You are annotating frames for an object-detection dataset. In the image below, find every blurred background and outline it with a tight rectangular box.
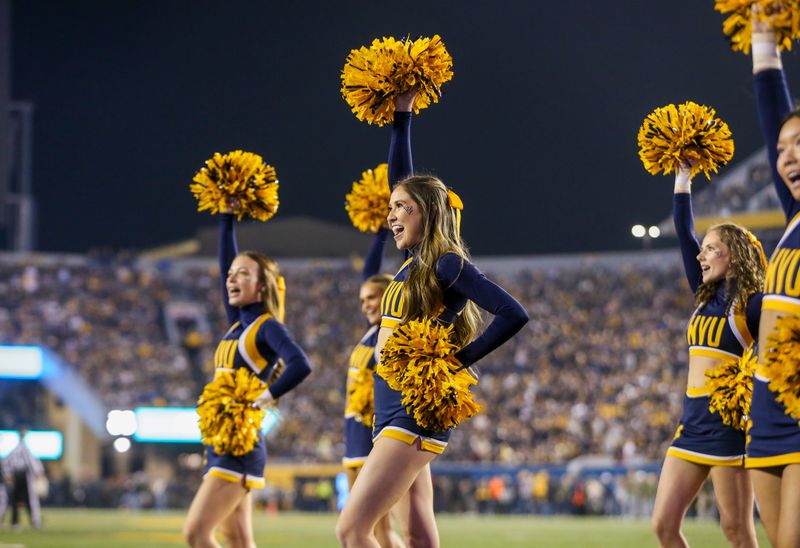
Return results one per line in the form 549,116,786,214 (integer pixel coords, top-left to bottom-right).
0,0,795,541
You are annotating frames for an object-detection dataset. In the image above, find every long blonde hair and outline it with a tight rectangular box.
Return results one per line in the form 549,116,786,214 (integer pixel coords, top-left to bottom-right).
239,251,282,319
694,224,766,313
395,175,482,347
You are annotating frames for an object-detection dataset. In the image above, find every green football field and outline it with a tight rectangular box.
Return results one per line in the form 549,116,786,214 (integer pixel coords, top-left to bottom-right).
0,508,770,547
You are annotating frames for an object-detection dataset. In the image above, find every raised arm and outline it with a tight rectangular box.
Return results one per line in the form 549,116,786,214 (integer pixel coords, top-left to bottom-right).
436,254,529,367
389,91,415,185
362,228,390,280
673,167,703,293
218,214,239,325
752,17,796,218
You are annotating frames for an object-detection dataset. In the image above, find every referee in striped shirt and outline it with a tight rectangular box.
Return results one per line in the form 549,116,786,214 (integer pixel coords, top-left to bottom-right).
2,429,44,529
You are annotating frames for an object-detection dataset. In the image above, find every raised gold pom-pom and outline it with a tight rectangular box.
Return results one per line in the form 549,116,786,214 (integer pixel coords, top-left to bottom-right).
715,0,799,54
764,315,800,422
341,35,454,126
197,367,266,456
637,101,734,180
345,163,390,233
346,366,375,428
190,150,279,222
378,318,480,432
706,347,756,431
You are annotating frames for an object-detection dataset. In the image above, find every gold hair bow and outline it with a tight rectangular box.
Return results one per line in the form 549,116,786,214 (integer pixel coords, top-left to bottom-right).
745,230,768,271
447,189,463,237
276,275,286,323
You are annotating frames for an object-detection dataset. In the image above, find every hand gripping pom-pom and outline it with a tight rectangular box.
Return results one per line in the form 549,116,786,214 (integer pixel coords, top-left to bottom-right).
190,150,279,222
197,368,266,456
378,318,480,432
715,0,800,54
346,366,375,428
345,163,390,233
763,315,800,422
340,35,454,126
706,347,757,431
637,101,734,180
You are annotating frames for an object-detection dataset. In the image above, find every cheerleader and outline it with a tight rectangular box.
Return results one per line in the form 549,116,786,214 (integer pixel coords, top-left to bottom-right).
650,164,763,548
183,206,312,548
746,10,800,547
335,91,529,547
342,95,416,548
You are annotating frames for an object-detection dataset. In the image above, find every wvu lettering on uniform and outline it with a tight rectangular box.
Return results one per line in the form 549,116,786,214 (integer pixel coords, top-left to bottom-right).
686,315,726,348
349,344,374,372
765,248,800,296
380,258,413,330
343,325,380,468
213,315,277,378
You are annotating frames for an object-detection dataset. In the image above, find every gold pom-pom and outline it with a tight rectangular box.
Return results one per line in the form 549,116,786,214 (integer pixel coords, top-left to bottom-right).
715,0,799,54
706,347,757,431
345,163,390,233
346,366,375,428
378,318,480,432
190,150,279,222
637,101,734,180
763,315,800,421
341,35,454,126
197,367,266,456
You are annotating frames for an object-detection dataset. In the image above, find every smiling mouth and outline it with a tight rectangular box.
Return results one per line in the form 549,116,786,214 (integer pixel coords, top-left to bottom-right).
392,224,404,239
228,288,241,298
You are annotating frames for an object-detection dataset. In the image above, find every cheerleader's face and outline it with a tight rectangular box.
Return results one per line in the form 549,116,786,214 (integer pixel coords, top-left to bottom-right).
388,187,423,250
778,116,800,201
360,282,384,325
697,230,730,284
226,255,266,307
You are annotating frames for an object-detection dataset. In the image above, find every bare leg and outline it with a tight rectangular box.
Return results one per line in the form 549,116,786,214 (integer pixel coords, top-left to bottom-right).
348,465,406,548
405,465,438,548
183,476,249,548
219,490,256,548
776,464,800,548
336,437,437,548
750,467,782,546
651,456,710,548
708,466,757,548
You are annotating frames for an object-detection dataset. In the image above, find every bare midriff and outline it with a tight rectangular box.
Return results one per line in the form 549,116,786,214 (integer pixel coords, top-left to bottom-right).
375,326,394,364
687,356,728,391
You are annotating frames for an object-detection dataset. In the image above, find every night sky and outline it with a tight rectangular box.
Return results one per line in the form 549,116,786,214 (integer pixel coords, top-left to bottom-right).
10,1,800,255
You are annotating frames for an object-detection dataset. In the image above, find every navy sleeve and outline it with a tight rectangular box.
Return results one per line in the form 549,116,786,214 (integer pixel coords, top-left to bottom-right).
745,293,763,341
362,228,391,280
755,68,796,219
219,214,239,325
436,254,529,367
389,112,413,185
673,193,702,294
259,319,312,399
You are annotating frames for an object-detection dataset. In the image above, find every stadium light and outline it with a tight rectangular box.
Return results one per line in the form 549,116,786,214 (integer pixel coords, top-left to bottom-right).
648,226,661,238
113,437,131,453
631,224,646,238
0,430,63,459
133,406,281,442
0,346,43,379
106,410,137,437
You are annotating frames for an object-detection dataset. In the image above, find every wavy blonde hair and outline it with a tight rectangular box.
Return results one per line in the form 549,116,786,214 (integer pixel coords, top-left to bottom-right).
694,224,766,314
394,175,482,348
239,251,282,319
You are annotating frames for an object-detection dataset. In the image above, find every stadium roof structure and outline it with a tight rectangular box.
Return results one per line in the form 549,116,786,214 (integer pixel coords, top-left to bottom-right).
657,147,784,237
141,216,375,260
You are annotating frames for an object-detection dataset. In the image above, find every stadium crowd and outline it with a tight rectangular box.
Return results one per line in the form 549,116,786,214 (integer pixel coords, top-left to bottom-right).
0,251,706,514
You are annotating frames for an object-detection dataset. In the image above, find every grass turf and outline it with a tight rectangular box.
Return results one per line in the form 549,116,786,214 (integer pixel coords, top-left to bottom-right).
0,508,769,547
